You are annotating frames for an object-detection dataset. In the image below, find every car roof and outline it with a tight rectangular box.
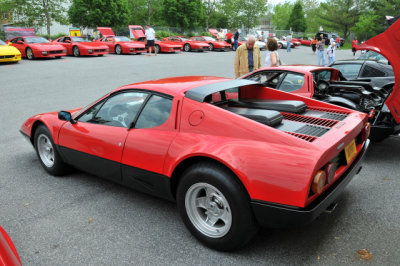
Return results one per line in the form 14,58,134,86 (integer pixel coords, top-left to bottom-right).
114,76,231,96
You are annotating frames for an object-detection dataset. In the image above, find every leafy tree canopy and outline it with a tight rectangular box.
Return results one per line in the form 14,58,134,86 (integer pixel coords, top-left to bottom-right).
286,1,307,32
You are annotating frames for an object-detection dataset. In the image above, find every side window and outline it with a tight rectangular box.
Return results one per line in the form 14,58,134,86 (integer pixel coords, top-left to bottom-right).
313,70,332,82
332,64,362,79
246,71,284,88
279,73,304,92
361,65,386,77
135,95,173,129
78,92,149,128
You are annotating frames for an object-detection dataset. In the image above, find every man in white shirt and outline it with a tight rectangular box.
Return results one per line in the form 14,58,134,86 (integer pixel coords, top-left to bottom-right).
145,24,156,56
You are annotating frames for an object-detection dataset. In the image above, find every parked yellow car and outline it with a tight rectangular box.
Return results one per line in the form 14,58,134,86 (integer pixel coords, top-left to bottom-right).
0,40,21,63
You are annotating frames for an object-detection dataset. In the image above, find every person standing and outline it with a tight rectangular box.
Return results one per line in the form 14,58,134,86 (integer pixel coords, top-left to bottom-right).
226,30,233,45
286,33,292,52
233,29,239,50
265,38,282,67
145,24,156,56
317,37,325,66
311,36,317,54
234,36,261,78
217,29,225,41
352,37,358,56
330,37,334,45
259,31,266,42
336,36,340,49
327,42,336,64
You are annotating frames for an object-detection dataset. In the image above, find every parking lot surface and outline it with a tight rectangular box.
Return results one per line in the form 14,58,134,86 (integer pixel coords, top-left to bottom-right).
1,46,399,265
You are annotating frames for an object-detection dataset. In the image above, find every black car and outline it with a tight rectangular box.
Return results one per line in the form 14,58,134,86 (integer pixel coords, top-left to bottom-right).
357,51,389,65
316,31,344,46
329,59,394,89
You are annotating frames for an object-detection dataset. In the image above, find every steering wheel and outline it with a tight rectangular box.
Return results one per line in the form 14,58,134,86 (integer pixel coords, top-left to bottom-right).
315,80,330,95
108,104,131,127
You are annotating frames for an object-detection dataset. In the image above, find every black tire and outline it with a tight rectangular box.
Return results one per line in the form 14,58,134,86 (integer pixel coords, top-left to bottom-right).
73,46,80,57
278,43,283,49
155,45,160,54
232,45,236,51
208,43,214,51
184,43,191,52
98,54,104,57
34,125,69,176
55,56,62,59
115,44,122,55
26,47,34,60
176,162,259,251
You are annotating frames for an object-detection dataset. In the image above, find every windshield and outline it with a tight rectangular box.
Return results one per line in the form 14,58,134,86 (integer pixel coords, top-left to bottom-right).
180,37,188,41
0,40,6,45
72,37,90,42
358,51,387,62
25,37,50,44
203,36,215,41
115,36,131,42
332,64,362,80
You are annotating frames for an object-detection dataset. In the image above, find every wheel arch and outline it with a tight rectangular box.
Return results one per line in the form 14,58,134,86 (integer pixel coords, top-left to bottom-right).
170,156,250,200
30,120,46,145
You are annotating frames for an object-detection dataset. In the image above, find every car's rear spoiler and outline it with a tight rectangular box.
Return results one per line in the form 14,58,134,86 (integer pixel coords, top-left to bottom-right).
185,79,261,102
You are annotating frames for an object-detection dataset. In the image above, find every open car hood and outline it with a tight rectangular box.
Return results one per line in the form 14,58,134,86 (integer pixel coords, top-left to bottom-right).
358,19,400,122
97,27,115,37
129,25,145,39
208,29,218,37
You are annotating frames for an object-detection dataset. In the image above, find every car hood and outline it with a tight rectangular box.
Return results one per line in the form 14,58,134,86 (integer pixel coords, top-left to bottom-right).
129,25,145,39
30,43,65,50
358,19,400,122
0,45,21,54
77,42,108,49
119,41,145,48
157,41,182,47
97,27,115,36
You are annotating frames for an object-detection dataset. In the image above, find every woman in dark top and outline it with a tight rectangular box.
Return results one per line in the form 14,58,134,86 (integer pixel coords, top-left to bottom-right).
311,36,317,55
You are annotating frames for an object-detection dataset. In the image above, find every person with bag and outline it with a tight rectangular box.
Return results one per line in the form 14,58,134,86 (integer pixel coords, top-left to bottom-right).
265,38,282,67
311,36,318,54
316,36,326,66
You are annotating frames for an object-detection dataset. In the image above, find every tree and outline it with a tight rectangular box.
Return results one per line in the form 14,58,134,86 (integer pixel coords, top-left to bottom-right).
127,0,164,25
0,0,68,36
368,0,400,34
353,11,380,40
271,2,293,30
318,0,367,40
162,0,205,32
69,0,130,29
238,0,269,31
301,0,322,33
286,1,307,32
203,0,220,29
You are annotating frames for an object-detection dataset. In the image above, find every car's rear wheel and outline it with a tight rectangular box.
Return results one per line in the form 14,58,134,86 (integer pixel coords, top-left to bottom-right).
155,45,160,54
208,43,214,51
34,125,69,176
73,46,80,57
176,162,258,251
184,43,191,52
26,48,34,60
278,43,282,49
115,45,122,55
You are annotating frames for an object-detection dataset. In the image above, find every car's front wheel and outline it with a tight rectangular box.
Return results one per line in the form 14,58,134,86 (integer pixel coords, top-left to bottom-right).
34,125,69,176
176,162,258,251
115,45,122,55
73,46,80,57
155,44,160,53
26,48,34,59
184,44,191,52
208,43,214,51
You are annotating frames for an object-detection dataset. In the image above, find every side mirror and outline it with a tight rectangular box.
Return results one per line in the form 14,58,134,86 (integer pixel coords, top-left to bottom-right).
16,40,24,44
65,40,71,43
58,111,76,123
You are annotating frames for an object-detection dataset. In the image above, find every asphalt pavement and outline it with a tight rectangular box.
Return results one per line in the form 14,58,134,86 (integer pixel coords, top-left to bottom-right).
1,46,399,265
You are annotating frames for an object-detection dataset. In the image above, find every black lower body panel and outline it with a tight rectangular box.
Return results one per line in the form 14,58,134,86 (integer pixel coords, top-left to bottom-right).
251,139,370,228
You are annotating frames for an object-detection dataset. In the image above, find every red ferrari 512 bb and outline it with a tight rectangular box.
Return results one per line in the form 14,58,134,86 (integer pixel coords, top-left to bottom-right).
21,76,370,250
54,36,109,57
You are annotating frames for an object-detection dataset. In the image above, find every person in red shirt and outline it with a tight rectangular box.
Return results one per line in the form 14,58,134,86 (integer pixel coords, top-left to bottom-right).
336,36,340,49
352,37,358,56
226,30,233,45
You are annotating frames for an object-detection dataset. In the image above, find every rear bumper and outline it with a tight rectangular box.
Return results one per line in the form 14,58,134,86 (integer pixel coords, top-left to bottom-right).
251,139,370,228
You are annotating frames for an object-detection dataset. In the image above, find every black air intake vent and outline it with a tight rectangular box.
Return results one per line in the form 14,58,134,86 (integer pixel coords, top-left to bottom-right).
294,124,330,137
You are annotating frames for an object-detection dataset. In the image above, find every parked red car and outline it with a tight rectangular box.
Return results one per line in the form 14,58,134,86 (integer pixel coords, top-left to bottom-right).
21,75,369,250
0,226,21,266
164,36,209,52
126,25,182,53
96,27,146,54
54,36,109,57
7,36,67,59
189,36,231,51
297,37,312,46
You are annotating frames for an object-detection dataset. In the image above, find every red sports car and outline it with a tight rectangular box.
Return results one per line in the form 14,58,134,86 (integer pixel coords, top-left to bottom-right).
164,36,209,52
98,36,146,54
0,226,21,266
297,37,312,46
189,36,231,51
54,36,109,57
21,76,370,250
7,36,67,59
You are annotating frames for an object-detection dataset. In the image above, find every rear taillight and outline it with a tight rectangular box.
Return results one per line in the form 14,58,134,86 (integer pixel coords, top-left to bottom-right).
312,170,326,194
362,122,371,141
324,163,336,184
